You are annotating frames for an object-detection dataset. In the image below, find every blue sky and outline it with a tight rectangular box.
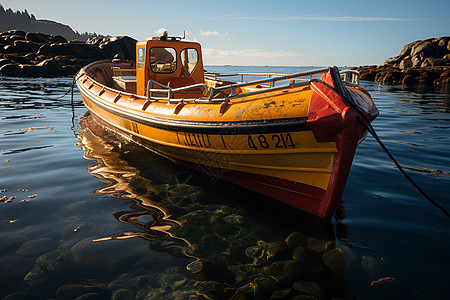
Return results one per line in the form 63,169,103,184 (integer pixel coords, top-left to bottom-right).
2,0,449,66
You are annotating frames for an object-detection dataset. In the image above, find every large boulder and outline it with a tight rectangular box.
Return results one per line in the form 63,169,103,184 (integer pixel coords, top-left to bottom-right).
434,37,450,57
434,76,450,92
402,75,419,88
38,42,83,57
410,40,436,58
0,58,15,67
383,71,404,84
384,41,416,65
7,30,26,37
77,42,105,59
384,37,450,69
25,32,51,44
2,44,18,53
411,54,424,67
0,63,23,76
399,56,412,69
0,31,138,77
360,71,376,81
1,53,32,64
36,58,63,76
13,40,41,53
87,36,137,60
49,34,68,44
37,42,104,59
5,35,25,45
20,64,43,77
399,41,416,58
421,57,448,67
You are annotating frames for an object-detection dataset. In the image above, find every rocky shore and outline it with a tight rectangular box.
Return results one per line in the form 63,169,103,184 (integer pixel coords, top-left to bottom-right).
0,30,137,77
355,36,450,92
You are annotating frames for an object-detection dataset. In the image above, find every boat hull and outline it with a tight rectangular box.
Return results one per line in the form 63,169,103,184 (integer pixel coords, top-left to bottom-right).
76,61,377,218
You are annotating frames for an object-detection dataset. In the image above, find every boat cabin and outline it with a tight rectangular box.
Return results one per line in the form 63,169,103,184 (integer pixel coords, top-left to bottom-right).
134,33,205,97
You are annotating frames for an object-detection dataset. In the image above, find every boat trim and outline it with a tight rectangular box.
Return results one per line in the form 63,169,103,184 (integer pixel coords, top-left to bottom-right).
227,161,332,174
78,82,311,135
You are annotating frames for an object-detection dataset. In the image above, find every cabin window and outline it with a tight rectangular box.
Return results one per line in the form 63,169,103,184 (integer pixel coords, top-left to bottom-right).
137,47,145,69
180,48,199,77
150,47,176,73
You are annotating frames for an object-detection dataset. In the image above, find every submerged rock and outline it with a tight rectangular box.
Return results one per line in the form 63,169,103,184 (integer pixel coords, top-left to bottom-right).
1,292,44,300
111,288,135,300
306,238,334,253
361,255,384,280
285,232,309,248
222,214,247,225
24,264,44,281
0,234,28,255
253,275,277,299
186,260,203,274
266,241,292,262
321,248,347,275
70,237,149,277
36,249,63,267
15,237,59,257
55,284,110,300
292,280,326,297
293,247,317,265
269,288,294,300
0,255,35,286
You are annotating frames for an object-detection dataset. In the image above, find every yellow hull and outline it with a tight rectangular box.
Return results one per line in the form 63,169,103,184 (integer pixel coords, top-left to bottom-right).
76,60,378,218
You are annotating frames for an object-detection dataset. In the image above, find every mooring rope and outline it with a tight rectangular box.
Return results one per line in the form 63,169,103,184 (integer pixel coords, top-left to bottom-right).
50,74,78,100
314,71,449,218
346,89,450,219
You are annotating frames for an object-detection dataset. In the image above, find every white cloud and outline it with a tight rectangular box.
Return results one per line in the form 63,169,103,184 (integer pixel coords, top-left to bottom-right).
269,16,420,21
199,30,229,37
203,15,420,22
200,30,221,36
203,48,301,58
153,28,168,36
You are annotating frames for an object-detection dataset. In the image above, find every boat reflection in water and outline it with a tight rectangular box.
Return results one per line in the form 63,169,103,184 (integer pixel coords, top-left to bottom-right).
77,114,349,299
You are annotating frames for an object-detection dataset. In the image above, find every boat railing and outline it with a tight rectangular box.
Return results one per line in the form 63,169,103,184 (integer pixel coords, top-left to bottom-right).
207,68,329,100
206,68,360,100
340,69,360,86
205,72,290,88
145,70,315,103
144,68,360,103
146,79,210,102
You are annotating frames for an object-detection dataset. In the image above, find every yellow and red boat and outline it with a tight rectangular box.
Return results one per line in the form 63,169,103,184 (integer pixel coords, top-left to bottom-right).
76,32,378,218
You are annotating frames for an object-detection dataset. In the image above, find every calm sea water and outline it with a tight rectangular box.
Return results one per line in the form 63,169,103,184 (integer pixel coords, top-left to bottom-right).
0,66,449,300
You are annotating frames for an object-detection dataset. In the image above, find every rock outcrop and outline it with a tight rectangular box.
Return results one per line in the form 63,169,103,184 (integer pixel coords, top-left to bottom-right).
355,37,450,92
383,37,449,69
0,30,137,77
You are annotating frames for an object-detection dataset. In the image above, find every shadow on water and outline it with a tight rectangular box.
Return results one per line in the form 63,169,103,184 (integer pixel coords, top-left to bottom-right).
68,114,349,299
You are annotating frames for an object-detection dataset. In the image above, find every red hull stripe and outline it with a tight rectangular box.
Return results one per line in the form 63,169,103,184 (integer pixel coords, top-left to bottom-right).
171,157,331,218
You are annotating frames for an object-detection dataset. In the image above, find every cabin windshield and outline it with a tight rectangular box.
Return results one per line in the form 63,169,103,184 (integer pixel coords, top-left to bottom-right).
150,47,176,73
181,48,199,77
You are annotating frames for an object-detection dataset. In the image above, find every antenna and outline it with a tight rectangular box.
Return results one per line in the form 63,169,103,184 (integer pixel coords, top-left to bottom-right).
182,31,186,39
